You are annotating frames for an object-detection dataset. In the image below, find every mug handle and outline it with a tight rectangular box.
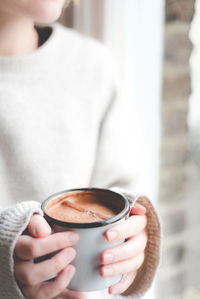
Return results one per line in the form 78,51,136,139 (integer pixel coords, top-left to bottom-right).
110,187,142,213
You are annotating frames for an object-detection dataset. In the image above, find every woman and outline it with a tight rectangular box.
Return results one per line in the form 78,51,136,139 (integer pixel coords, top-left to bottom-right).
0,0,160,298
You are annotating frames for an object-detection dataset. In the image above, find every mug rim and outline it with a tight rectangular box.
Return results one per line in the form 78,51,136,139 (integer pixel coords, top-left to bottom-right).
41,187,130,228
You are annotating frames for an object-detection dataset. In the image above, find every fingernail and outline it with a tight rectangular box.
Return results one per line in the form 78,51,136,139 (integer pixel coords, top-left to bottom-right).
132,204,146,214
36,222,51,236
65,247,76,260
103,252,114,263
110,288,119,294
66,265,76,278
68,232,79,243
107,230,118,241
103,267,114,277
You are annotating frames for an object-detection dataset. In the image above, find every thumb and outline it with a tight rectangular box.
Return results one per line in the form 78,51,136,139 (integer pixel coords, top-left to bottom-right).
28,214,51,238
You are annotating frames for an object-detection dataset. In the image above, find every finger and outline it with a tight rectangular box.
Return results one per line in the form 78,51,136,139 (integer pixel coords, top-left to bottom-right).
40,265,76,299
59,289,87,299
109,271,137,294
23,265,76,299
101,230,147,264
14,231,79,260
28,214,51,238
105,215,147,242
130,203,146,215
100,252,145,277
15,247,76,286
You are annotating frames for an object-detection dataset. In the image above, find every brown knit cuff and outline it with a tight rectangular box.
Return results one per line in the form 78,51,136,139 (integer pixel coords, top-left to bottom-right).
121,196,161,298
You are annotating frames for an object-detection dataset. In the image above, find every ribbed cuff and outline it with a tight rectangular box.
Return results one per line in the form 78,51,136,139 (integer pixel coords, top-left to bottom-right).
0,201,43,298
110,188,161,299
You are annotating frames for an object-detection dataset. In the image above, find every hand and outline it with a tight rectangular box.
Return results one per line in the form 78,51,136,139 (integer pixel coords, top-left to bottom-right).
100,202,148,295
14,214,86,299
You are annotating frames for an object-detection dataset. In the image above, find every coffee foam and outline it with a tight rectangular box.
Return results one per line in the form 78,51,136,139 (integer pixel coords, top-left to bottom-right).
46,190,123,223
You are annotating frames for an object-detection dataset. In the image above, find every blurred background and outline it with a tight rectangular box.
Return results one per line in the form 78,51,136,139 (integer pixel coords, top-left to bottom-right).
59,0,199,298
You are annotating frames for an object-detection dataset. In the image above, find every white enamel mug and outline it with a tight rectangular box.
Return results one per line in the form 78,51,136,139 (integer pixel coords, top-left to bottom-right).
41,188,130,292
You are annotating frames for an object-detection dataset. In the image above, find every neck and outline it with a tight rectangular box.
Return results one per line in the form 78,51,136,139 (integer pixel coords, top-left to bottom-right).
0,13,39,56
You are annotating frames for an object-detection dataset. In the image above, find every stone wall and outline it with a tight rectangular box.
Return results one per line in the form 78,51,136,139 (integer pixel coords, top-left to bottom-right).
59,1,74,28
157,0,194,298
166,0,195,21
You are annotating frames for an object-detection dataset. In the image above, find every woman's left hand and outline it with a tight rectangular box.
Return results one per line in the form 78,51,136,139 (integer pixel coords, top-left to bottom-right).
100,202,148,295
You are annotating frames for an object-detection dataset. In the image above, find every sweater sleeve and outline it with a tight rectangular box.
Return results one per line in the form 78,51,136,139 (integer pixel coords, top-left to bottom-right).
89,55,161,298
0,201,43,298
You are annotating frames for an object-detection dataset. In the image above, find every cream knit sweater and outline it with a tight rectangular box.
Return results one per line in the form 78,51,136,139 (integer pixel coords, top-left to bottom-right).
0,23,160,298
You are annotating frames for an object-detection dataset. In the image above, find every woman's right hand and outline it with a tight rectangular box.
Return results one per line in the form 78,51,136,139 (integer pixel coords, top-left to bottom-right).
14,214,86,299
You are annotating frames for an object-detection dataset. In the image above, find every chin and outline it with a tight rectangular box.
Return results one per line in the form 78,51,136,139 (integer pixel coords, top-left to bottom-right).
29,0,65,23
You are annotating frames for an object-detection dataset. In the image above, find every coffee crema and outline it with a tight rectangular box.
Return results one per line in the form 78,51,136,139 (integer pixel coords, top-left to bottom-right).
45,190,121,223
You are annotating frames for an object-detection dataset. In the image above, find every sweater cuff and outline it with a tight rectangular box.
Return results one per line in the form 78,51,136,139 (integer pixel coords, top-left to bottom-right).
111,188,161,299
0,201,43,298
